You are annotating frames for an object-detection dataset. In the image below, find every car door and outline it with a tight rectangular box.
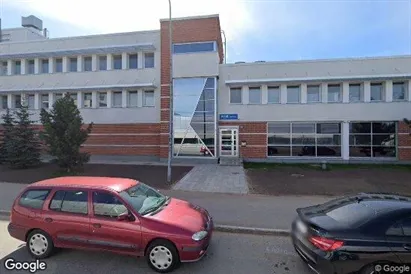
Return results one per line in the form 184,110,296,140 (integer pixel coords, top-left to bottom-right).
385,217,411,263
88,190,143,254
42,188,91,248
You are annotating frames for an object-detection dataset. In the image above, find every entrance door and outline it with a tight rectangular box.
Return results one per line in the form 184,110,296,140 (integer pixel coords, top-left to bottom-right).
219,128,239,157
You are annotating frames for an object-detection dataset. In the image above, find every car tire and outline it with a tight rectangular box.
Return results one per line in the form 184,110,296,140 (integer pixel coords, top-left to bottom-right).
26,229,55,259
146,239,180,273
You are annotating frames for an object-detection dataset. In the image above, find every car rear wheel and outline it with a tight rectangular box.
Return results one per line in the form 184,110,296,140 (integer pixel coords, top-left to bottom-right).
146,239,180,273
26,230,55,259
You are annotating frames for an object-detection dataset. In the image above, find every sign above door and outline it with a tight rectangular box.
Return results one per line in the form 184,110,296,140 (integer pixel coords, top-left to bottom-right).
219,114,238,120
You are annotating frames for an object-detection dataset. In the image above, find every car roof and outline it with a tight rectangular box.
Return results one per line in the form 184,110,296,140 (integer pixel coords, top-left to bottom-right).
30,176,139,192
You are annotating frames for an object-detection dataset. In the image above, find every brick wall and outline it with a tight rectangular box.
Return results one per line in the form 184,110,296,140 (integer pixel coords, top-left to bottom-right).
159,15,224,158
0,123,161,157
398,121,411,161
219,121,267,158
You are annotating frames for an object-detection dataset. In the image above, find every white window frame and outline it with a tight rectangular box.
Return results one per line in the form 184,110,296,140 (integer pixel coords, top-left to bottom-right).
143,90,155,107
83,92,92,108
112,92,122,108
54,58,63,73
127,91,138,107
370,82,385,102
14,60,21,75
229,87,242,104
69,57,77,72
41,59,49,74
98,92,108,108
327,84,342,103
98,56,107,71
40,94,49,109
144,52,155,68
286,85,300,104
393,82,407,101
128,54,138,69
14,94,22,108
248,86,262,104
349,83,363,102
1,95,8,109
267,86,280,104
27,59,35,74
0,61,8,76
173,41,217,54
113,55,122,70
83,56,92,72
307,85,321,103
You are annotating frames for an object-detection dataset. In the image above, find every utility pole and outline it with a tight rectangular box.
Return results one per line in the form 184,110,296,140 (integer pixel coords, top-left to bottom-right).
166,0,174,184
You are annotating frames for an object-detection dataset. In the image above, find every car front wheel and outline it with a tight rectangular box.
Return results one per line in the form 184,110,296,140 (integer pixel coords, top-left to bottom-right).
26,229,55,259
146,239,180,273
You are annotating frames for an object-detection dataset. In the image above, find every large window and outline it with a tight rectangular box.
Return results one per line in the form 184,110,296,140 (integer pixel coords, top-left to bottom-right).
50,190,88,215
112,92,122,107
248,87,261,104
113,55,122,70
1,95,8,109
143,90,155,107
28,60,35,74
83,93,92,108
83,57,92,72
128,54,138,69
99,56,107,71
14,60,21,75
268,122,341,157
371,83,384,101
393,82,407,101
98,92,107,107
19,189,50,209
349,84,363,102
268,86,280,104
55,58,63,73
349,122,396,158
0,61,8,76
93,191,128,218
307,85,320,103
173,77,216,157
69,57,77,72
144,53,155,68
41,94,49,109
173,42,216,54
27,94,35,109
328,84,342,102
287,86,300,103
14,95,21,108
41,59,49,74
230,88,242,104
128,91,138,107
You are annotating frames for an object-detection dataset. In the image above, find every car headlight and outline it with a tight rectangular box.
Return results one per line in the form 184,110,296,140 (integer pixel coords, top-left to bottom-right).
192,231,208,241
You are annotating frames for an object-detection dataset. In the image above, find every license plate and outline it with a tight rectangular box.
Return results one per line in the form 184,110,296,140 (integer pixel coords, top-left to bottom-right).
296,220,308,234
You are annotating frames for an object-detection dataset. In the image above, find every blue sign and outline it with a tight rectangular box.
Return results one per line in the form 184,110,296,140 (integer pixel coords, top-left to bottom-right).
219,114,238,120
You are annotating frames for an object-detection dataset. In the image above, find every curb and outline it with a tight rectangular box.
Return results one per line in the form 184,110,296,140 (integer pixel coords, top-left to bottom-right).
214,224,290,237
0,210,290,236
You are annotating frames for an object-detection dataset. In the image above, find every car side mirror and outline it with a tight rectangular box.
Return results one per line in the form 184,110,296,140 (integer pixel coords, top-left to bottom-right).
117,212,131,221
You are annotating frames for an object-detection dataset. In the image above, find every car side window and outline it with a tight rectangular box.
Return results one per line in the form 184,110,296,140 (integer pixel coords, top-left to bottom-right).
19,189,51,209
386,221,404,236
402,218,411,236
93,191,128,219
49,190,88,215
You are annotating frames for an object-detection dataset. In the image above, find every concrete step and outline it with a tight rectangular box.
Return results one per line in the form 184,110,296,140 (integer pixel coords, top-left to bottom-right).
219,157,243,166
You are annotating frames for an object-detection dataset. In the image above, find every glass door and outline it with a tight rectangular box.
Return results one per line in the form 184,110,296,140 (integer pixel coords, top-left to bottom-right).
219,128,239,157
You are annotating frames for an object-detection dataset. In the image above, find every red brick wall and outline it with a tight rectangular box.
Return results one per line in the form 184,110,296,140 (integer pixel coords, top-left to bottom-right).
159,16,224,158
219,122,267,158
398,121,411,161
0,123,161,157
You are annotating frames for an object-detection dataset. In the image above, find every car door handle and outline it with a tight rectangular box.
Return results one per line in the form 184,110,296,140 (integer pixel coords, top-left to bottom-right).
93,223,101,228
403,244,411,251
45,218,53,223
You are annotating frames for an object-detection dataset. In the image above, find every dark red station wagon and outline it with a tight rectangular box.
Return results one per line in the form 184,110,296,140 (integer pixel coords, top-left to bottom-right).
8,177,213,273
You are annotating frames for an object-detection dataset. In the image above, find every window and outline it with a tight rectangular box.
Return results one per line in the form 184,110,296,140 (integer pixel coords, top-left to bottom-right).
287,86,300,103
70,93,78,106
128,91,138,107
268,122,341,157
328,84,341,102
83,93,92,108
393,82,407,101
19,189,50,209
55,58,63,73
118,183,166,215
144,53,154,68
229,87,242,104
326,203,375,227
98,92,107,107
371,83,384,101
98,56,107,71
14,95,21,108
112,92,122,107
69,57,77,72
128,54,138,69
41,94,49,109
307,85,320,103
54,93,63,102
143,90,154,107
49,190,88,215
349,84,363,102
113,55,122,70
41,59,49,74
386,221,404,236
248,87,261,104
1,95,8,109
93,191,128,218
349,121,396,158
28,60,35,74
83,57,92,72
267,86,280,104
27,94,35,109
0,61,8,75
14,60,21,75
173,42,216,54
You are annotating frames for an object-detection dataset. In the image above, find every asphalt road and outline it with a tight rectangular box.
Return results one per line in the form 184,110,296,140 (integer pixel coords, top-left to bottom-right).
0,217,311,274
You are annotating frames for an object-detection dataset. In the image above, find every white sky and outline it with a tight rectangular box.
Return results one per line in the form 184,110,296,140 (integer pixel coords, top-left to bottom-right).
3,0,255,42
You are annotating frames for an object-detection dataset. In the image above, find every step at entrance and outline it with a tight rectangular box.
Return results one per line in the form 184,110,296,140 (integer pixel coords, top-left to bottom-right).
219,157,243,166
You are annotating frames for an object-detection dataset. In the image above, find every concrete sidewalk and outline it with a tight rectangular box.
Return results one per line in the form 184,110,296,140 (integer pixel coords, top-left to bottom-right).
0,182,331,231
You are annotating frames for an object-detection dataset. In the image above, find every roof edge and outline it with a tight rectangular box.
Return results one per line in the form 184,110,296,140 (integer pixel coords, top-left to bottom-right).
160,14,219,22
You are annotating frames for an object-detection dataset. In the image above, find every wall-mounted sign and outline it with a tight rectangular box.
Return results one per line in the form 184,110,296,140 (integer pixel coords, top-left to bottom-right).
219,114,238,120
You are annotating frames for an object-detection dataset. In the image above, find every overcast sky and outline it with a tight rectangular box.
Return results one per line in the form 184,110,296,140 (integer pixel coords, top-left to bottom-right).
1,0,411,63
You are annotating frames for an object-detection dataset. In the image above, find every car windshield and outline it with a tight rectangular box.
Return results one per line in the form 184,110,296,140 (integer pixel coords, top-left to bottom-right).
119,183,167,215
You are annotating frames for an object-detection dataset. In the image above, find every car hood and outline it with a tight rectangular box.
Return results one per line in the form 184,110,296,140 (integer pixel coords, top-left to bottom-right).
145,198,209,233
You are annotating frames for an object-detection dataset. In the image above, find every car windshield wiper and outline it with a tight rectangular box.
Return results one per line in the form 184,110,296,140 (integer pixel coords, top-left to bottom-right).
141,197,167,216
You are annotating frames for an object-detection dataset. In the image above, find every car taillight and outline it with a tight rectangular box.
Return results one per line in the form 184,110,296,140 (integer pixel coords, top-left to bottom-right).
308,236,344,251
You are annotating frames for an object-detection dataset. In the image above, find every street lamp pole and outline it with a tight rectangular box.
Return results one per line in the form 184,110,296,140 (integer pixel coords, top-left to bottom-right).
166,0,173,184
221,30,227,64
